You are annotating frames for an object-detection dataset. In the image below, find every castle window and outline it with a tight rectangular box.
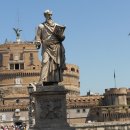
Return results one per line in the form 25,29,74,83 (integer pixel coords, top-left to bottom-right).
20,53,23,60
15,64,19,70
64,66,68,70
16,99,20,103
71,68,75,72
30,53,34,65
77,109,80,113
10,64,14,70
83,109,86,113
20,63,24,69
10,53,13,60
10,63,24,70
0,53,3,67
30,53,33,59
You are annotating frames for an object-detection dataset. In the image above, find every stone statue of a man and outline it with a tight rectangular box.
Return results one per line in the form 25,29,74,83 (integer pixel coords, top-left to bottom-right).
35,10,66,86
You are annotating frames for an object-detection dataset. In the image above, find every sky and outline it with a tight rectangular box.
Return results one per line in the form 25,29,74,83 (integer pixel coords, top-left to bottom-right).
0,1,130,95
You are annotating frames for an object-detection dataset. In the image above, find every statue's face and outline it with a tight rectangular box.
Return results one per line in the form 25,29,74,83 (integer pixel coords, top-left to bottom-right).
44,13,52,20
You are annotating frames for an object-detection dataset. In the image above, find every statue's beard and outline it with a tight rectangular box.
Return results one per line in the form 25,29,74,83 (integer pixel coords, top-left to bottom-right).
46,19,54,26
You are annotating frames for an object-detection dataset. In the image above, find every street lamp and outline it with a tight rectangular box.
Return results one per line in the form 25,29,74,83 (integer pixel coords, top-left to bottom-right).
27,84,34,129
28,85,34,93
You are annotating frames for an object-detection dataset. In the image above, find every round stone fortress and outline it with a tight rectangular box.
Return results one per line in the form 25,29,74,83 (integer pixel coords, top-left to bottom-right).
104,88,127,106
0,41,80,101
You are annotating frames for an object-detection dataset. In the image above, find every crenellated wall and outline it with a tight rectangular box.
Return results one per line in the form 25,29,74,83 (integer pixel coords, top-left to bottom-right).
104,88,127,106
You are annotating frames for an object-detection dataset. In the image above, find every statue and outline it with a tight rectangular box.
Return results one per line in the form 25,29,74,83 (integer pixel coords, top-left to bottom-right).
35,10,66,86
13,28,22,40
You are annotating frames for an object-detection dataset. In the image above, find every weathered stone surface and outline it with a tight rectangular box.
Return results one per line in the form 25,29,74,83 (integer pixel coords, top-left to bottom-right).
32,84,74,130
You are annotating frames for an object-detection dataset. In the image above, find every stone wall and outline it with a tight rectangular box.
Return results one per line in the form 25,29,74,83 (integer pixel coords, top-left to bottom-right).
104,88,127,106
72,121,130,130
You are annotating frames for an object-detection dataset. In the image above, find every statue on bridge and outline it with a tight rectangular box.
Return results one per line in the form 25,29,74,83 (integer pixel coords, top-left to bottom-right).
35,10,66,86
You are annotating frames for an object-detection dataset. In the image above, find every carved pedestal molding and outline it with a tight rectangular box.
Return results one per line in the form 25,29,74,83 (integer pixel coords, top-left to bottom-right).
32,84,74,130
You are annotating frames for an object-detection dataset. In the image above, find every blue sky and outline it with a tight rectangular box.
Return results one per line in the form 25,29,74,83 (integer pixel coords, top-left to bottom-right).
0,1,130,95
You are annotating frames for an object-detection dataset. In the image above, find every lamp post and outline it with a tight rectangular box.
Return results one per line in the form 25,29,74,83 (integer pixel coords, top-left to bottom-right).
27,84,34,129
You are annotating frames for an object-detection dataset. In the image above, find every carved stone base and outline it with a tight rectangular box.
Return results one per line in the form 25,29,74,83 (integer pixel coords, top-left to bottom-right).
32,84,74,130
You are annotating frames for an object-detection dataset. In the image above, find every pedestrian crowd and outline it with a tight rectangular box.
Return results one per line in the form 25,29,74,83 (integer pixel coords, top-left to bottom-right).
0,125,26,130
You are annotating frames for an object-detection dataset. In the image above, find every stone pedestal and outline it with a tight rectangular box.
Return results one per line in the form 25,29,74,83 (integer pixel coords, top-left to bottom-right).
32,84,74,130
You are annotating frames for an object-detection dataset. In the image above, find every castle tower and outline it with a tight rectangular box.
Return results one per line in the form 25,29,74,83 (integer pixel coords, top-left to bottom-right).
62,64,80,96
104,88,127,106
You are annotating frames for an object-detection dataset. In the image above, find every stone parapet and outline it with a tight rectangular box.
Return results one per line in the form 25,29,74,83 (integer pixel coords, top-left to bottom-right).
67,96,102,108
0,104,28,111
72,121,130,130
105,88,127,95
104,88,127,106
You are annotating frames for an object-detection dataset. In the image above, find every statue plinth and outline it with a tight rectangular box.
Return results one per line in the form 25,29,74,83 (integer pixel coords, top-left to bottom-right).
32,84,74,130
16,38,21,43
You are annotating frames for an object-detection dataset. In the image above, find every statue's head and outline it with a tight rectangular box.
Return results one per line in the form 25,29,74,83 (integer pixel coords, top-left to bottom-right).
44,10,52,18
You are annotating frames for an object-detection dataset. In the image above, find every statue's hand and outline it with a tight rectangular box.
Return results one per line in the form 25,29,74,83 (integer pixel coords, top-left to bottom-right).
35,42,41,49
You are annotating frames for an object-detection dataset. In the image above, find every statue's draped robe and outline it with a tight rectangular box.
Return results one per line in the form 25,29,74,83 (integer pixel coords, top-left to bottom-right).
36,21,65,83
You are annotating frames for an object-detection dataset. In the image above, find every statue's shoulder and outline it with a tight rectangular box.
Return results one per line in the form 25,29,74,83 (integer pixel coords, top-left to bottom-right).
38,23,44,29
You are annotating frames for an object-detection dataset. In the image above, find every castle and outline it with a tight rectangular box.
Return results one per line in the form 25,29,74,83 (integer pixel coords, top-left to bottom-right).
0,40,80,128
0,39,130,129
